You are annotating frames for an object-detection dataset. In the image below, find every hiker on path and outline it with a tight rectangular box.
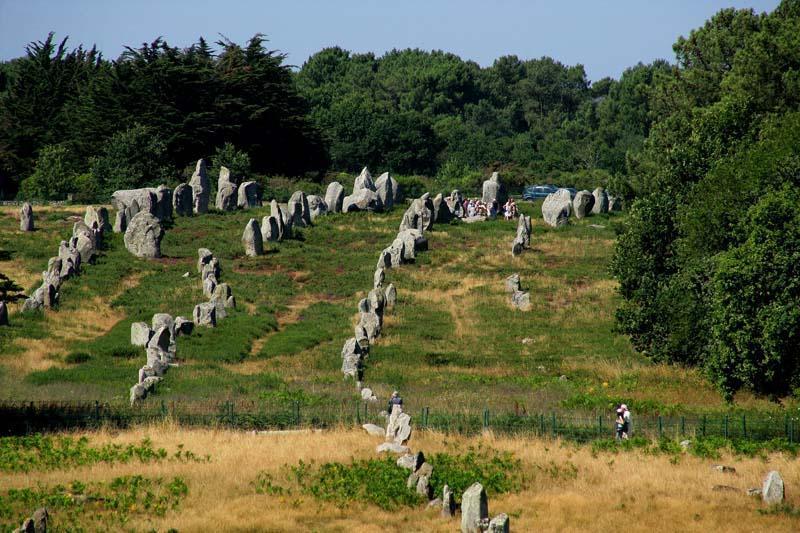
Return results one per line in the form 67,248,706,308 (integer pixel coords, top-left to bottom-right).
621,404,631,439
615,406,625,440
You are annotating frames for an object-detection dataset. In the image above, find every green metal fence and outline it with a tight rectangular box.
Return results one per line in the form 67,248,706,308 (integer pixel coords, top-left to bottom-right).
1,400,797,443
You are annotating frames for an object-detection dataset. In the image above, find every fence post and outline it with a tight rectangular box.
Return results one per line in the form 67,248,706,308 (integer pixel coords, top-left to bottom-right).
702,415,706,437
94,400,100,426
551,412,557,438
483,409,489,431
680,416,685,436
724,415,729,439
294,401,301,426
742,415,747,439
658,416,663,439
598,415,603,437
785,414,789,440
355,400,361,424
791,418,794,445
423,407,429,428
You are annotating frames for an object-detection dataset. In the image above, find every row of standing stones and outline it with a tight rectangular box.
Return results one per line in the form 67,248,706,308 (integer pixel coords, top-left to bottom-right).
343,179,511,531
541,186,622,228
128,249,235,404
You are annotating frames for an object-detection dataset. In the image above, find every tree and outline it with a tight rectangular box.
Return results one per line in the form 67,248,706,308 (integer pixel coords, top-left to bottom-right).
18,144,80,200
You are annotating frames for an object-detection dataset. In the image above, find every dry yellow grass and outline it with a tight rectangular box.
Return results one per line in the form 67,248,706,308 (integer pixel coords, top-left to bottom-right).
3,425,798,532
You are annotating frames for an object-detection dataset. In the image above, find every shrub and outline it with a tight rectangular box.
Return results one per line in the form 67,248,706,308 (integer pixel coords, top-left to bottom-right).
64,352,91,364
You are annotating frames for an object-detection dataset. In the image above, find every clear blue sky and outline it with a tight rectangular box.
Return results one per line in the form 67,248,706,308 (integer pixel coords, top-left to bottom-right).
0,0,781,81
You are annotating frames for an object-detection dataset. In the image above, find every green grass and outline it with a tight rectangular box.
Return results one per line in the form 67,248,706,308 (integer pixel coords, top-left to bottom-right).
0,200,791,416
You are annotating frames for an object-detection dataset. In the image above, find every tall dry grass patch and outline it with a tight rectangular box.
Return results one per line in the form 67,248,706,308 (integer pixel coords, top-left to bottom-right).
3,426,798,532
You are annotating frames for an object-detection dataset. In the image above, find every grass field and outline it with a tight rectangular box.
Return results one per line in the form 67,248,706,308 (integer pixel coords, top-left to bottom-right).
0,200,788,416
1,424,798,532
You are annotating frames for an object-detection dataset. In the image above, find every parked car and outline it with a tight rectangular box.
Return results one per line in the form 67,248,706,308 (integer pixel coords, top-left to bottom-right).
522,185,577,200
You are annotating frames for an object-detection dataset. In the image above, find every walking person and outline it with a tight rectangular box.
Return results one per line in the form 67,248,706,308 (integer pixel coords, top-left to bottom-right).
621,404,631,439
615,406,625,440
385,391,403,440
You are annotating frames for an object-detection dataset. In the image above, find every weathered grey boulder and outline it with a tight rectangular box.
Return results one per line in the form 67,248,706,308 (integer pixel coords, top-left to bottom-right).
461,482,489,533
511,235,525,256
542,189,572,227
41,282,58,309
236,181,261,209
385,283,397,310
362,423,385,436
189,159,210,214
359,311,381,343
113,208,128,233
442,484,456,518
360,387,377,402
511,291,531,311
260,215,280,242
353,166,376,192
147,326,172,352
307,195,328,221
518,214,531,247
152,313,175,338
152,185,173,221
112,189,158,217
342,188,382,212
447,190,465,218
325,181,345,213
763,471,784,505
355,324,370,349
175,316,194,336
0,301,8,326
373,267,385,289
482,171,508,205
85,206,111,233
573,190,595,219
270,200,290,240
197,248,214,274
72,221,97,263
130,383,147,405
417,194,435,231
592,187,609,214
433,193,453,223
397,229,427,261
215,182,238,211
609,195,623,211
131,322,153,346
42,257,63,289
173,183,193,217
211,283,233,320
376,442,409,454
506,274,521,293
289,191,312,227
488,513,510,532
242,219,263,257
374,172,395,210
193,302,217,327
398,451,425,470
124,212,164,258
341,337,365,379
393,412,412,444
416,474,432,499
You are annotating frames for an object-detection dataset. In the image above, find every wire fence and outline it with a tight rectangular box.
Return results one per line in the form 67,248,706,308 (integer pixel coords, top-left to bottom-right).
2,400,798,443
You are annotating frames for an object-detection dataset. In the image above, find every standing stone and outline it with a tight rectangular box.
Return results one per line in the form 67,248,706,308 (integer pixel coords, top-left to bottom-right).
242,219,263,256
175,316,194,336
433,193,453,223
130,383,147,405
19,203,34,231
197,248,214,274
72,221,97,263
488,514,510,533
0,301,8,326
573,190,595,219
173,183,193,217
307,195,328,221
215,181,238,211
113,208,128,233
373,267,385,289
153,185,173,221
542,189,572,227
353,167,376,192
189,159,210,214
384,283,396,310
505,274,521,293
461,482,489,533
193,302,217,327
237,181,261,209
375,172,395,210
84,206,111,233
151,313,175,340
511,290,531,311
124,212,164,259
762,471,784,505
341,337,365,379
112,189,158,217
518,214,531,247
270,200,290,240
131,322,153,346
260,215,280,242
325,181,345,213
442,484,456,518
482,171,508,205
342,189,381,212
609,195,623,211
289,191,312,226
592,187,609,214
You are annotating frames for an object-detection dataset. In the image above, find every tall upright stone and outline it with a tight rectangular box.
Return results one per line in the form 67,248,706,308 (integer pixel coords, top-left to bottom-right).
237,181,261,209
153,185,173,221
19,203,34,231
215,182,238,211
189,159,210,214
375,172,396,210
573,190,595,219
242,218,263,257
84,206,111,233
289,191,311,226
482,171,507,205
542,189,572,227
353,167,376,192
270,200,290,240
325,181,345,213
173,183,193,217
307,195,328,221
763,471,784,505
461,482,489,533
261,215,280,242
592,187,609,214
113,208,128,233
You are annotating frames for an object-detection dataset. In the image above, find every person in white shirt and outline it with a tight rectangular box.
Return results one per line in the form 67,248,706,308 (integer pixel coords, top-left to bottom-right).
621,404,631,439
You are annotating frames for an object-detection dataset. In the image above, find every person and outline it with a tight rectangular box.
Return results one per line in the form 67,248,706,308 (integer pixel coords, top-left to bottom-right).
621,404,631,439
488,200,498,219
615,406,625,440
385,391,404,440
467,200,476,217
503,199,514,220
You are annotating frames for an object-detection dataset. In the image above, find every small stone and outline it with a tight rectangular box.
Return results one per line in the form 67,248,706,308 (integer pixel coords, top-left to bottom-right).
712,465,736,474
747,488,762,497
712,485,739,492
362,423,385,437
376,442,409,454
19,202,34,231
488,513,510,533
242,218,264,256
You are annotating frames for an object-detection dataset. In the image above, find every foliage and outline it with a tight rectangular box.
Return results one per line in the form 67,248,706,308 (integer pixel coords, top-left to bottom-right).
0,273,24,303
427,445,523,497
18,144,81,200
210,142,251,184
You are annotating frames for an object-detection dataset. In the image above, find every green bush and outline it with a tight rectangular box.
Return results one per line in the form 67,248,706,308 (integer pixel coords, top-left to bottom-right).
64,352,91,364
18,144,80,200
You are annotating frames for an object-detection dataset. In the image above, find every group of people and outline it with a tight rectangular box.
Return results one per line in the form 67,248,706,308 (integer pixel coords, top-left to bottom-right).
615,403,632,440
457,197,519,220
